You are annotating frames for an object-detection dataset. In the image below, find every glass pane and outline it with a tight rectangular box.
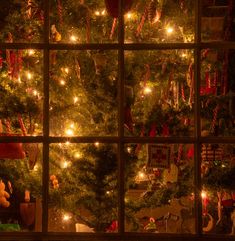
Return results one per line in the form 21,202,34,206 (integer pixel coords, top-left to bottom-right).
0,1,43,43
201,143,235,235
0,49,43,136
125,50,194,137
50,1,118,43
49,50,118,136
201,0,234,42
125,0,195,43
0,143,42,232
125,143,195,233
49,143,118,232
200,49,235,137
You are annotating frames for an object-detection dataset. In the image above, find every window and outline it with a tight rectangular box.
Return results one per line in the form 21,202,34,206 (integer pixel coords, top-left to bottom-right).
0,0,235,240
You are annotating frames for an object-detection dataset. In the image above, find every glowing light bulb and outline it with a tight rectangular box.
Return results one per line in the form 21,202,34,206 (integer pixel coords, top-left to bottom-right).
62,161,69,169
166,27,174,34
33,90,38,96
28,49,35,56
33,164,39,171
138,171,145,179
63,214,71,222
60,79,65,85
65,129,74,136
181,53,187,58
27,71,32,80
17,77,21,83
64,67,69,74
127,147,131,153
106,191,110,195
65,141,70,145
126,12,132,19
70,123,75,129
94,142,99,147
74,152,81,159
70,35,78,42
201,191,207,199
74,96,78,104
95,11,100,16
143,86,152,94
101,9,106,15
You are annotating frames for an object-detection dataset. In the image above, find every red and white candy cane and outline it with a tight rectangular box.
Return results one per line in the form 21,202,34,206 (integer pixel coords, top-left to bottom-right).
57,0,63,26
110,18,117,40
181,83,186,102
136,5,148,37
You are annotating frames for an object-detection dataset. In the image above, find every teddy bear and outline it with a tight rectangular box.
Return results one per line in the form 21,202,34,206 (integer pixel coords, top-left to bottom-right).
0,180,10,208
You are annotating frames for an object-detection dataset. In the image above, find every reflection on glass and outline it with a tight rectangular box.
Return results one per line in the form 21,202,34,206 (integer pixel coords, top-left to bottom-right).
49,143,118,232
201,144,235,235
125,50,194,137
49,50,118,136
125,0,195,43
202,0,234,42
50,1,118,43
125,143,195,233
0,49,43,136
0,1,43,43
201,49,235,137
0,143,42,232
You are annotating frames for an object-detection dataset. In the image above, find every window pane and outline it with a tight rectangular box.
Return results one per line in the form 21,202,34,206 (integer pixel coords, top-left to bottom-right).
125,0,195,43
0,49,43,136
201,0,234,42
0,143,42,232
49,143,118,232
49,50,118,136
201,143,235,235
0,1,43,43
125,143,195,233
200,49,235,137
50,1,118,43
125,50,194,137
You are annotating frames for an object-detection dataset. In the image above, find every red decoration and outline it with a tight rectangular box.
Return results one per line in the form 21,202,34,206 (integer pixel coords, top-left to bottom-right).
149,123,157,137
105,0,132,18
162,124,169,137
187,146,194,159
106,220,118,232
124,106,133,133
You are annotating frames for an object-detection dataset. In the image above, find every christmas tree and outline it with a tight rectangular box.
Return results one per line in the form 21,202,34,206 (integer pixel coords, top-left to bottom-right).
0,0,234,236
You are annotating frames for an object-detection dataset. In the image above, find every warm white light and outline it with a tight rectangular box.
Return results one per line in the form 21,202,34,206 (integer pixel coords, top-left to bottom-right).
17,77,21,83
65,129,74,136
127,147,131,153
65,141,70,145
74,152,81,159
106,191,110,195
143,86,152,94
74,96,78,104
64,67,69,74
181,53,187,58
70,35,78,42
101,9,106,15
201,191,207,199
60,79,66,85
27,71,32,80
62,214,71,222
166,27,174,34
33,164,39,171
95,11,100,16
33,90,38,96
70,123,75,129
95,142,100,147
126,12,132,19
28,49,35,56
62,161,69,169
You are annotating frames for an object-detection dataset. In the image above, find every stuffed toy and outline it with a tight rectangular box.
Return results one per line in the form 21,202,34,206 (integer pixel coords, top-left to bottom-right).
0,180,10,208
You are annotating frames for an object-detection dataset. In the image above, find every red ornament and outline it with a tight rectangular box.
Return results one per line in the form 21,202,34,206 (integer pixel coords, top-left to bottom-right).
104,0,133,18
106,220,118,232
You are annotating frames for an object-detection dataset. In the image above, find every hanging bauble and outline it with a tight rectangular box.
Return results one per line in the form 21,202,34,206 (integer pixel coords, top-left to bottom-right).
148,0,157,23
104,0,133,18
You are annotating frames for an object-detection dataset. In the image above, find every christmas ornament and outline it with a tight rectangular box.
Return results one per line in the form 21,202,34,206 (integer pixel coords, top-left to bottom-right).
144,217,157,231
106,220,118,232
110,18,117,40
0,180,10,208
0,119,26,159
202,213,214,232
50,175,59,189
104,0,133,18
147,145,170,169
20,190,36,227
